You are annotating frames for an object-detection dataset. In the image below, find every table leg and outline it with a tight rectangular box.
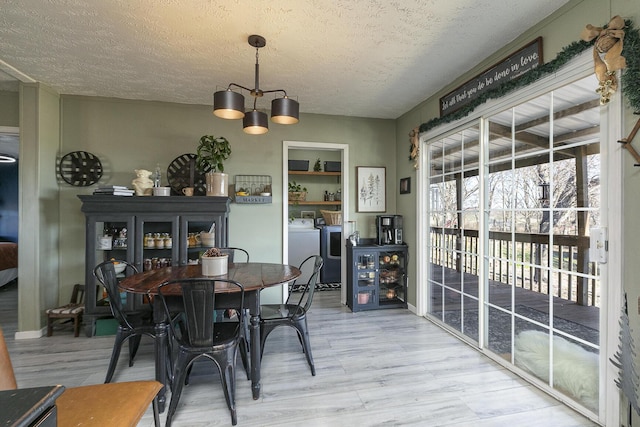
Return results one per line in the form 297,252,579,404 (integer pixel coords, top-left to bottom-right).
249,311,260,399
154,321,168,412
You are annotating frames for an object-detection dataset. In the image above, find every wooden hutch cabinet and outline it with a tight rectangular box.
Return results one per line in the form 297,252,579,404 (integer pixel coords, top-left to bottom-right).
78,195,230,336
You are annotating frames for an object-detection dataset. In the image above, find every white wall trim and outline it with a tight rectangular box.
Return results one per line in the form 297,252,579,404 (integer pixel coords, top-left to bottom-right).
282,140,349,304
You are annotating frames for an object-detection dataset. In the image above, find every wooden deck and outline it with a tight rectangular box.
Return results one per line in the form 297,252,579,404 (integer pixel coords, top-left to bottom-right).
429,265,600,347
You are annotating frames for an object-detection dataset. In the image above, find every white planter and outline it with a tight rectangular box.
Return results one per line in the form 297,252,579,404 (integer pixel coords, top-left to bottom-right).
206,172,229,197
201,254,228,276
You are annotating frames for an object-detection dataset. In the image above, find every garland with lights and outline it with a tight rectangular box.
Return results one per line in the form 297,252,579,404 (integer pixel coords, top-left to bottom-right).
417,19,640,138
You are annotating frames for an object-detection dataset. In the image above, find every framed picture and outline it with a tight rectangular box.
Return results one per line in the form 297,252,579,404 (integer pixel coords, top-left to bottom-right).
301,210,315,219
400,177,411,194
357,166,386,212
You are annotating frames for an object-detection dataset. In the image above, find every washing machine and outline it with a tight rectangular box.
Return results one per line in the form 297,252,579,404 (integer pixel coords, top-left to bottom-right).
288,218,320,284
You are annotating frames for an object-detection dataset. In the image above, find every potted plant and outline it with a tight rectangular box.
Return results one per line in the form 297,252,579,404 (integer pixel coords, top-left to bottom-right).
288,180,307,203
201,247,228,276
196,135,232,196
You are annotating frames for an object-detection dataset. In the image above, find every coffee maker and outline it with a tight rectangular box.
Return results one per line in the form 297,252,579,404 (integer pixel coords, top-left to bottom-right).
376,215,403,245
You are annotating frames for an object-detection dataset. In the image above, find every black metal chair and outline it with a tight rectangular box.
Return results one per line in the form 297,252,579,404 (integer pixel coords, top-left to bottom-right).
260,255,323,376
218,247,250,263
158,278,245,426
93,260,169,384
217,247,251,379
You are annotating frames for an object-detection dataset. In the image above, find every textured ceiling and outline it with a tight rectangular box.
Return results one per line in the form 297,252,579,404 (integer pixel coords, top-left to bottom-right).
0,0,571,120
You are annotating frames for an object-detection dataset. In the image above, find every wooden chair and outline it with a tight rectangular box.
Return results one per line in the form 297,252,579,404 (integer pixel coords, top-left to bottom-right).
0,326,162,427
46,283,85,337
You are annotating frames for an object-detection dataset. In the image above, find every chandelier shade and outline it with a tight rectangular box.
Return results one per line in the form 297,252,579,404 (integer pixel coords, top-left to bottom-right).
213,90,245,119
271,97,299,124
212,35,299,134
243,110,269,135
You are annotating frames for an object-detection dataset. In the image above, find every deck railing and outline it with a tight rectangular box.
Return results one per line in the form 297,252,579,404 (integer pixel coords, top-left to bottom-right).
429,227,600,306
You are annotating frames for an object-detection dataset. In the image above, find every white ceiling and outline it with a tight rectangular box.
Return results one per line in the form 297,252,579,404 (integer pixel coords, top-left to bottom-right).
0,0,572,122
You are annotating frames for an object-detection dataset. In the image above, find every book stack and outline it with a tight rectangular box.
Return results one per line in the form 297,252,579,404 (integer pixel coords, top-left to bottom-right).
93,185,135,196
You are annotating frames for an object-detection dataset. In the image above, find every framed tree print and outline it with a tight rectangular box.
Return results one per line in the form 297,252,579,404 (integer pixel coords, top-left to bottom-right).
357,166,386,212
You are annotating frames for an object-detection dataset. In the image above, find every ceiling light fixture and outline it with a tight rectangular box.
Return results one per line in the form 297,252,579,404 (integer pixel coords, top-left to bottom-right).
213,35,299,135
0,155,16,163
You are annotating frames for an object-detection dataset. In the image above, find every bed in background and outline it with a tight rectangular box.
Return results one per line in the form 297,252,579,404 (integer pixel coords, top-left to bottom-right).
0,242,18,287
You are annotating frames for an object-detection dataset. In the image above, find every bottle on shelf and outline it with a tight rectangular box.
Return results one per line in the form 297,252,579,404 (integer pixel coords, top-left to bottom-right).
154,163,161,187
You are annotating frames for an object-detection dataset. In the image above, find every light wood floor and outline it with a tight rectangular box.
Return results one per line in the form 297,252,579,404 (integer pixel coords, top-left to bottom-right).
0,281,597,426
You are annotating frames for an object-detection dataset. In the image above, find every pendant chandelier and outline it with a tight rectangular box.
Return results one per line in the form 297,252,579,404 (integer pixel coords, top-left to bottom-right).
213,35,299,135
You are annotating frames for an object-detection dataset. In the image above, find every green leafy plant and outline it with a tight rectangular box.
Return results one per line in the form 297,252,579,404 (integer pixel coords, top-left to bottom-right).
288,180,307,193
313,158,322,172
196,135,231,173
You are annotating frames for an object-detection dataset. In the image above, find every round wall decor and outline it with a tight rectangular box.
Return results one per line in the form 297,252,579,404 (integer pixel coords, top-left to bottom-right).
166,153,210,196
58,151,103,186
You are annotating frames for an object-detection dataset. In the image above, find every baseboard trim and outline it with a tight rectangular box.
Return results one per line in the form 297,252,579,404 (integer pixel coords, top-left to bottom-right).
14,328,45,340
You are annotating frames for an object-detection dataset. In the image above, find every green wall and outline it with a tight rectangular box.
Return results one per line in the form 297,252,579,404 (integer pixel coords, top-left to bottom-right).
0,90,19,126
58,96,395,290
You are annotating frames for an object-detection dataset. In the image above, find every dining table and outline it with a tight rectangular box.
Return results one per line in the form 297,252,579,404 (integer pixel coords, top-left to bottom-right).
119,262,301,412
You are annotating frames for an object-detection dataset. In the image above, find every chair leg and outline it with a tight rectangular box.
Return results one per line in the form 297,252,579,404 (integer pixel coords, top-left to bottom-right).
129,334,142,367
73,315,81,337
152,396,161,427
259,323,275,359
217,347,238,426
105,329,126,383
295,320,315,376
47,317,54,337
166,352,192,427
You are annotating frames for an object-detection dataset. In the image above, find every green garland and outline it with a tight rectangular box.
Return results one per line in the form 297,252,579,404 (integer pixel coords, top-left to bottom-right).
418,19,640,137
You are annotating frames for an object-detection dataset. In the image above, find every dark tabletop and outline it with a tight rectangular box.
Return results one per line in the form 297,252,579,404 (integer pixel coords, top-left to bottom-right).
119,262,301,295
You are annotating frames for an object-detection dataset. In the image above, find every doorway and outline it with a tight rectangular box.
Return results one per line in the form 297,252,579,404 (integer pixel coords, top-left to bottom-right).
282,141,349,304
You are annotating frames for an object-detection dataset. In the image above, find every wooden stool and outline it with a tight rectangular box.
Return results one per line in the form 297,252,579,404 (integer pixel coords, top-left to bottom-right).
46,284,85,337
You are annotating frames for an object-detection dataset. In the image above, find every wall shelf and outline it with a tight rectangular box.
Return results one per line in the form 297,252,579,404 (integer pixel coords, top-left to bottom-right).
288,171,341,177
288,200,341,206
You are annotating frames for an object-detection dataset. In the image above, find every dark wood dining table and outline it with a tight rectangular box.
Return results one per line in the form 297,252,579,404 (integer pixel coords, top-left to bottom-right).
119,262,301,411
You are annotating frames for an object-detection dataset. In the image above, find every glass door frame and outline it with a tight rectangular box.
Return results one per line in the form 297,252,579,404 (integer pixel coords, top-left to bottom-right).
416,51,622,425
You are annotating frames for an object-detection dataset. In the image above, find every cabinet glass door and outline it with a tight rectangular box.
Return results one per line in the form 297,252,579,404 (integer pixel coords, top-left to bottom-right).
378,250,405,306
180,215,227,266
135,216,179,271
355,252,378,308
91,219,133,306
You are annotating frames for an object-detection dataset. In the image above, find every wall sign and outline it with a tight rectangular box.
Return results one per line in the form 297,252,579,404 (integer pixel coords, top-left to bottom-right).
439,37,543,117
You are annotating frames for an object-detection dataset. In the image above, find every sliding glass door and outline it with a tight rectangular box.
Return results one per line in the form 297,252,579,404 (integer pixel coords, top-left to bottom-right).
426,74,602,414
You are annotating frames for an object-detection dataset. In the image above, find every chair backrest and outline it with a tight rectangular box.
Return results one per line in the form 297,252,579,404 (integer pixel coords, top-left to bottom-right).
0,326,17,391
93,260,138,328
158,278,245,348
70,283,85,305
218,247,250,263
287,255,323,313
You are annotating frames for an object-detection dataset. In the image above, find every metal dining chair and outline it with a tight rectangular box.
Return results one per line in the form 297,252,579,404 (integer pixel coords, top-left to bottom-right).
260,255,323,376
157,278,246,426
217,247,251,379
93,259,171,383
